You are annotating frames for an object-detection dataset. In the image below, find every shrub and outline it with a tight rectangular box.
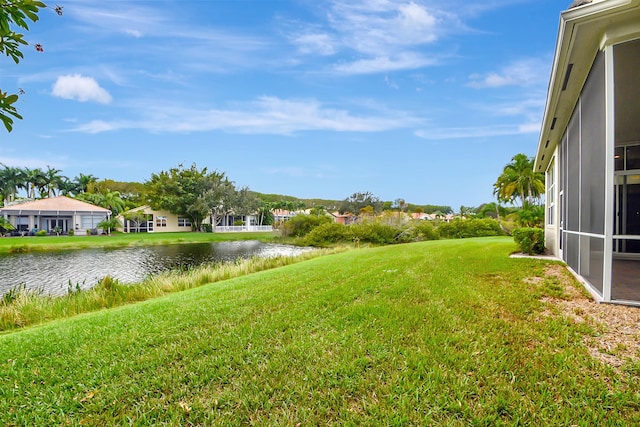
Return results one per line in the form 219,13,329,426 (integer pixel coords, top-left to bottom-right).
437,218,504,239
515,203,545,228
405,221,440,242
35,229,47,237
351,222,401,245
279,214,332,238
512,227,545,255
68,229,74,236
304,222,351,247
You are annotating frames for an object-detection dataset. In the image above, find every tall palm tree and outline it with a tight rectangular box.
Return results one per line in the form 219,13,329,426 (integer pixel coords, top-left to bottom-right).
0,164,26,204
102,190,125,216
74,173,98,194
493,154,545,207
57,177,79,196
42,165,63,198
23,167,46,199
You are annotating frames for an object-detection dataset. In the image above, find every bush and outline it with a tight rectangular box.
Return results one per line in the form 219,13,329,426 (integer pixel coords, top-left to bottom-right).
405,221,440,242
279,214,332,238
351,222,401,245
515,203,544,228
68,229,74,236
437,218,504,239
35,229,47,237
304,222,351,247
512,227,545,255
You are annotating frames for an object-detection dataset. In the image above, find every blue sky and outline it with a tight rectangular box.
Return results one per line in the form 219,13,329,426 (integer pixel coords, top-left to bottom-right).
2,0,563,209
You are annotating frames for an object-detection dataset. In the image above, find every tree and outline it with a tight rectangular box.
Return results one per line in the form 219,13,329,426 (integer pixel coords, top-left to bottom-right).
203,176,237,229
122,209,149,233
339,191,381,215
257,200,274,226
0,216,15,233
57,177,79,196
146,164,229,231
102,190,125,216
23,167,45,198
392,198,408,212
1,1,63,132
493,154,545,207
41,165,63,197
74,173,98,194
234,186,260,218
0,164,26,204
459,205,475,218
97,217,121,235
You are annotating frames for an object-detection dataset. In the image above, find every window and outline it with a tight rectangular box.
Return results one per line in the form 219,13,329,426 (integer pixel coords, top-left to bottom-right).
81,214,107,229
156,216,167,227
178,217,191,227
547,160,555,225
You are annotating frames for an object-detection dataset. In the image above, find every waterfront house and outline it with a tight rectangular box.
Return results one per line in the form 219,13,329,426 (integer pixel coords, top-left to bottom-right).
0,196,110,235
119,206,194,233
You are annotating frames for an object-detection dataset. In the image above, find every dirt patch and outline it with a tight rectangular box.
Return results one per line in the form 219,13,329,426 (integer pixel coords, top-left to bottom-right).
533,265,640,369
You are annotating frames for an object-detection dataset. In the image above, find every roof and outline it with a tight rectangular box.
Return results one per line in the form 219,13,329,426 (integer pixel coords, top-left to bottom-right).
535,0,640,172
569,0,594,8
0,196,110,214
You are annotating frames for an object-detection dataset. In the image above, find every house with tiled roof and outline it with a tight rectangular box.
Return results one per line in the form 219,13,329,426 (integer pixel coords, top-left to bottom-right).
0,196,110,235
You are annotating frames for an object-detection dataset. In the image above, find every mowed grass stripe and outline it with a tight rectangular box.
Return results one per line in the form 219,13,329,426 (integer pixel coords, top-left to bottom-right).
1,237,638,426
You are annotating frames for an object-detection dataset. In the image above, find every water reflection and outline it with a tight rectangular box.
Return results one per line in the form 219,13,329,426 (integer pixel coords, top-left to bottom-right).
0,241,312,296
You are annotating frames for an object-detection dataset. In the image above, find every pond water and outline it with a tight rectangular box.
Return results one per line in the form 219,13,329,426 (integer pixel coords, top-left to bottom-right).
0,241,313,297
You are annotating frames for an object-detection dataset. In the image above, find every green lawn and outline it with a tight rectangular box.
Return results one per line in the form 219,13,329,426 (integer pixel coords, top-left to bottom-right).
0,231,278,253
1,237,638,425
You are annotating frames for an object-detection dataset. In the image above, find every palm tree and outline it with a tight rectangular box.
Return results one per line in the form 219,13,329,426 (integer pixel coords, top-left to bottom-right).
23,167,46,199
57,177,79,196
102,190,125,216
74,173,98,194
0,164,26,204
42,165,63,198
493,154,545,207
0,216,15,233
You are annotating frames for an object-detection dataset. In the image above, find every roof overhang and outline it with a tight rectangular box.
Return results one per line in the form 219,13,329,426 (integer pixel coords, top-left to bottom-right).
534,0,640,172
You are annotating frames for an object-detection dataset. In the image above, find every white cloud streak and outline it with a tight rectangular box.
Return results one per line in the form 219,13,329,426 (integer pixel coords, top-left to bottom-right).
70,96,423,135
467,58,550,88
414,122,539,140
287,0,462,74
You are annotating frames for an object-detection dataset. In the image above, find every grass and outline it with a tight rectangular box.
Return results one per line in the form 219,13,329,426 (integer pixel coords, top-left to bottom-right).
1,237,639,425
0,249,337,332
0,231,279,254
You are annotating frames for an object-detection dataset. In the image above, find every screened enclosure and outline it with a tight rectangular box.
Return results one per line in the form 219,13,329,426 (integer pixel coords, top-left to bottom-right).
558,50,606,297
554,38,640,303
611,38,640,301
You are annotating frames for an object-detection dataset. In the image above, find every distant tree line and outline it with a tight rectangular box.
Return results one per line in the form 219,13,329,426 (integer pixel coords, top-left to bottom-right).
1,163,466,230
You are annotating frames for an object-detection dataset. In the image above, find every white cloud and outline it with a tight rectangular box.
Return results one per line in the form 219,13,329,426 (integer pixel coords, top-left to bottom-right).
414,122,539,140
293,32,337,55
329,0,442,55
384,75,399,89
52,74,113,104
333,52,437,74
73,120,117,134
124,29,142,38
467,58,550,88
286,1,459,74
